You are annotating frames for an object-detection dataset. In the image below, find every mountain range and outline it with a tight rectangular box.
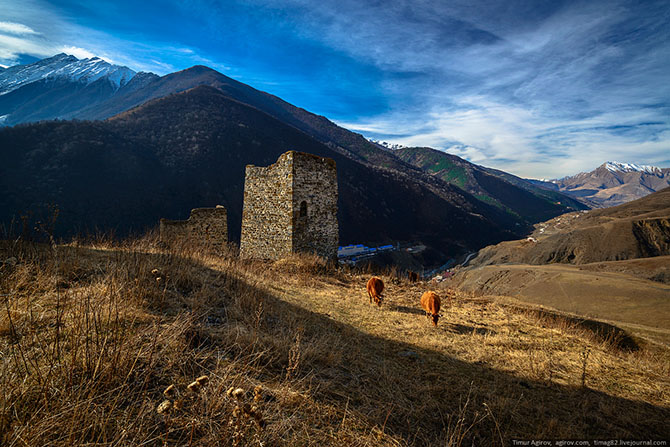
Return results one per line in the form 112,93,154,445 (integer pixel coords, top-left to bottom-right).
3,53,663,215
0,53,137,95
394,146,588,222
0,54,159,126
0,54,599,263
530,161,670,208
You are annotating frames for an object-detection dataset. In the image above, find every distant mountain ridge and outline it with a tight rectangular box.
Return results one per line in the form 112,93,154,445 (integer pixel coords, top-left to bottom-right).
603,161,663,175
0,53,139,94
531,161,670,208
394,146,587,223
369,139,406,150
0,54,158,126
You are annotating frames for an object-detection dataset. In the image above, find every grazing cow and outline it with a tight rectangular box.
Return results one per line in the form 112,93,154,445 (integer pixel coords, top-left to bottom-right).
366,277,384,307
408,271,419,283
420,291,441,326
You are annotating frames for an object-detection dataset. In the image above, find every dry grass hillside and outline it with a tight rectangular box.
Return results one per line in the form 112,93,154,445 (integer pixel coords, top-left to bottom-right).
470,187,670,266
451,262,670,347
1,237,669,446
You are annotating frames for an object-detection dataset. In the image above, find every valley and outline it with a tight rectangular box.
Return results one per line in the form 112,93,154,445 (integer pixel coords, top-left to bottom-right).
453,188,670,347
467,187,670,266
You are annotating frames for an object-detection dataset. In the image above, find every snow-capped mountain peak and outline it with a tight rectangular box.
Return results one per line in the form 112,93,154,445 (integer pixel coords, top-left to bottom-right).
604,161,662,175
0,53,138,95
369,139,406,150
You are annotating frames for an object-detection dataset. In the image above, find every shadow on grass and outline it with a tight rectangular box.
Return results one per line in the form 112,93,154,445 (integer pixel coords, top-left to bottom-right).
389,304,426,316
5,243,668,446
154,249,670,444
510,305,641,351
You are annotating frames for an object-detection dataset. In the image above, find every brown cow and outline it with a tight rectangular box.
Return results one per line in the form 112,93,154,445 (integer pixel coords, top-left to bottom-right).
420,291,441,326
366,277,384,307
408,271,419,283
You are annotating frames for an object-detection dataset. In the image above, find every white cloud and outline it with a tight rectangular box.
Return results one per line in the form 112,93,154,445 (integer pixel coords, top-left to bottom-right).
149,59,176,72
58,45,98,61
445,145,489,163
324,1,670,178
0,21,39,35
0,33,55,64
341,92,670,178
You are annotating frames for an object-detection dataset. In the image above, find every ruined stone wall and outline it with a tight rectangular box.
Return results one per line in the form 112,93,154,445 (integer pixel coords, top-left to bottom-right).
160,205,228,251
240,151,338,260
292,152,338,259
186,206,228,247
239,152,294,259
159,219,188,242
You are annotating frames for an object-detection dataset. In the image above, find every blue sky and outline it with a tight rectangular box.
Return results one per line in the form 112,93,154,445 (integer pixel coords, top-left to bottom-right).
1,0,668,178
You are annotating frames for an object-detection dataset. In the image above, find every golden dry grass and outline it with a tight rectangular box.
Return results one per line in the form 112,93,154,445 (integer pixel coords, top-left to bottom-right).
1,237,669,446
452,263,670,346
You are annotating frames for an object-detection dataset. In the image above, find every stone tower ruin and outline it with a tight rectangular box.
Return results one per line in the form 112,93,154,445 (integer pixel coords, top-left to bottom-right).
240,151,338,260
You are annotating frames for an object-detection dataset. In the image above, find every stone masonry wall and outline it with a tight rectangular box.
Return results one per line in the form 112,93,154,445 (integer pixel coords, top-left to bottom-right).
159,219,188,242
292,152,338,259
160,205,228,251
239,152,294,259
240,151,338,260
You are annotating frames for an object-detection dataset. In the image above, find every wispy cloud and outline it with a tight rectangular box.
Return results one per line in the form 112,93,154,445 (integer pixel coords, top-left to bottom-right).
58,45,99,60
0,21,39,35
0,33,54,63
306,0,670,177
341,95,670,179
